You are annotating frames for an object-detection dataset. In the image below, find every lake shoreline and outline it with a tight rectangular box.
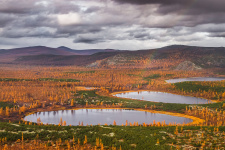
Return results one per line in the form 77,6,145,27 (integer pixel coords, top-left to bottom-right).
23,107,204,126
111,90,215,104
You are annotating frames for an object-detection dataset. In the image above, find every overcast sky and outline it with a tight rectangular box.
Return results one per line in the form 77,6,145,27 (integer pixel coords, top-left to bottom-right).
0,0,225,50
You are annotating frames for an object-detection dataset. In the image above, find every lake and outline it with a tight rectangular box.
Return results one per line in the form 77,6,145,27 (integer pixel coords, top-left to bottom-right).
166,77,225,83
24,109,192,126
114,91,211,104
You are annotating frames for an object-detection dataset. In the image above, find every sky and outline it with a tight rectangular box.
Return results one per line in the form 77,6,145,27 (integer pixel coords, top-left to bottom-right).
0,0,225,50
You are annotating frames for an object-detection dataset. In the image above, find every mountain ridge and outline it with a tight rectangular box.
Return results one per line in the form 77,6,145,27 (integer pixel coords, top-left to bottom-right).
57,46,120,55
0,45,225,69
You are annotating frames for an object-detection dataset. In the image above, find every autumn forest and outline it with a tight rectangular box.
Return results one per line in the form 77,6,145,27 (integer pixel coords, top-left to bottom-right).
0,59,224,150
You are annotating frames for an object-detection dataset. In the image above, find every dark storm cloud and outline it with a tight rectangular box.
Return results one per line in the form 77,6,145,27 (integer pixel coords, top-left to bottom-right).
112,0,190,5
52,2,80,14
0,27,56,38
0,14,16,27
0,0,79,14
193,24,225,38
210,32,225,38
73,37,105,44
56,25,103,37
12,15,57,28
112,0,225,13
128,29,152,40
84,6,102,13
0,0,225,48
113,0,225,26
133,33,150,39
0,0,36,14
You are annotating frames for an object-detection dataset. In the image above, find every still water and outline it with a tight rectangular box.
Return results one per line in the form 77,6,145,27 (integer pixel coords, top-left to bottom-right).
24,109,192,125
166,77,225,83
114,91,211,104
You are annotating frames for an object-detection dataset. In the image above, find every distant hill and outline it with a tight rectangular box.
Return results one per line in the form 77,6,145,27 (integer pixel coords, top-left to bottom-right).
1,46,77,55
86,45,225,69
0,46,78,63
0,46,118,63
0,45,225,69
57,46,119,55
14,52,119,66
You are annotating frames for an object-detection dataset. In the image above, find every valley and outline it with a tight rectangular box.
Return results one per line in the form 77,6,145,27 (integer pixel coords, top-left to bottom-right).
0,45,225,149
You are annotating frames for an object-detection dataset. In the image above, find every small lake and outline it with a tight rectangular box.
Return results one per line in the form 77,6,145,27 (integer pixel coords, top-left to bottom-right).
114,91,211,104
24,109,192,126
166,77,225,83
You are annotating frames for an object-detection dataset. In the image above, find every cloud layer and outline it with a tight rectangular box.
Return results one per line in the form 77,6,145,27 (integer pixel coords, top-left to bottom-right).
0,0,225,49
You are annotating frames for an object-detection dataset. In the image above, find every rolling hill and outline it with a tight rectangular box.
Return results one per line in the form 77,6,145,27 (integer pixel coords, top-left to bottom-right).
0,45,225,70
57,46,119,55
0,46,78,63
86,45,225,69
14,52,119,66
0,46,119,63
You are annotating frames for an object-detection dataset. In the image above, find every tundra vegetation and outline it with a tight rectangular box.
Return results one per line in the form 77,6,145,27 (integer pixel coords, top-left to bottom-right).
0,64,225,149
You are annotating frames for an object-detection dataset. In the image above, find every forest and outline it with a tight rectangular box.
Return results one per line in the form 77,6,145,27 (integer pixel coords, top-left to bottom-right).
0,64,225,149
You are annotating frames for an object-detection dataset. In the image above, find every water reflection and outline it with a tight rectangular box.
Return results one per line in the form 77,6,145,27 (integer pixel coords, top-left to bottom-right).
166,77,225,83
24,109,192,126
114,91,211,104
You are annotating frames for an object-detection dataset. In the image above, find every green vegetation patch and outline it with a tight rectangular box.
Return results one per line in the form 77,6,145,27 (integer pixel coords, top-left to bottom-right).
0,122,174,149
38,78,80,82
143,74,161,81
198,101,225,110
127,74,140,77
1,122,225,149
0,78,32,81
165,74,174,77
173,82,225,93
0,102,14,109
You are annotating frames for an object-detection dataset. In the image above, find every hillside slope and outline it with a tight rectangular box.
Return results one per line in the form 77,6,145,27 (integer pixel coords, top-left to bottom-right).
57,46,119,55
14,52,119,66
0,46,119,63
1,45,225,69
0,46,79,63
87,45,225,69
